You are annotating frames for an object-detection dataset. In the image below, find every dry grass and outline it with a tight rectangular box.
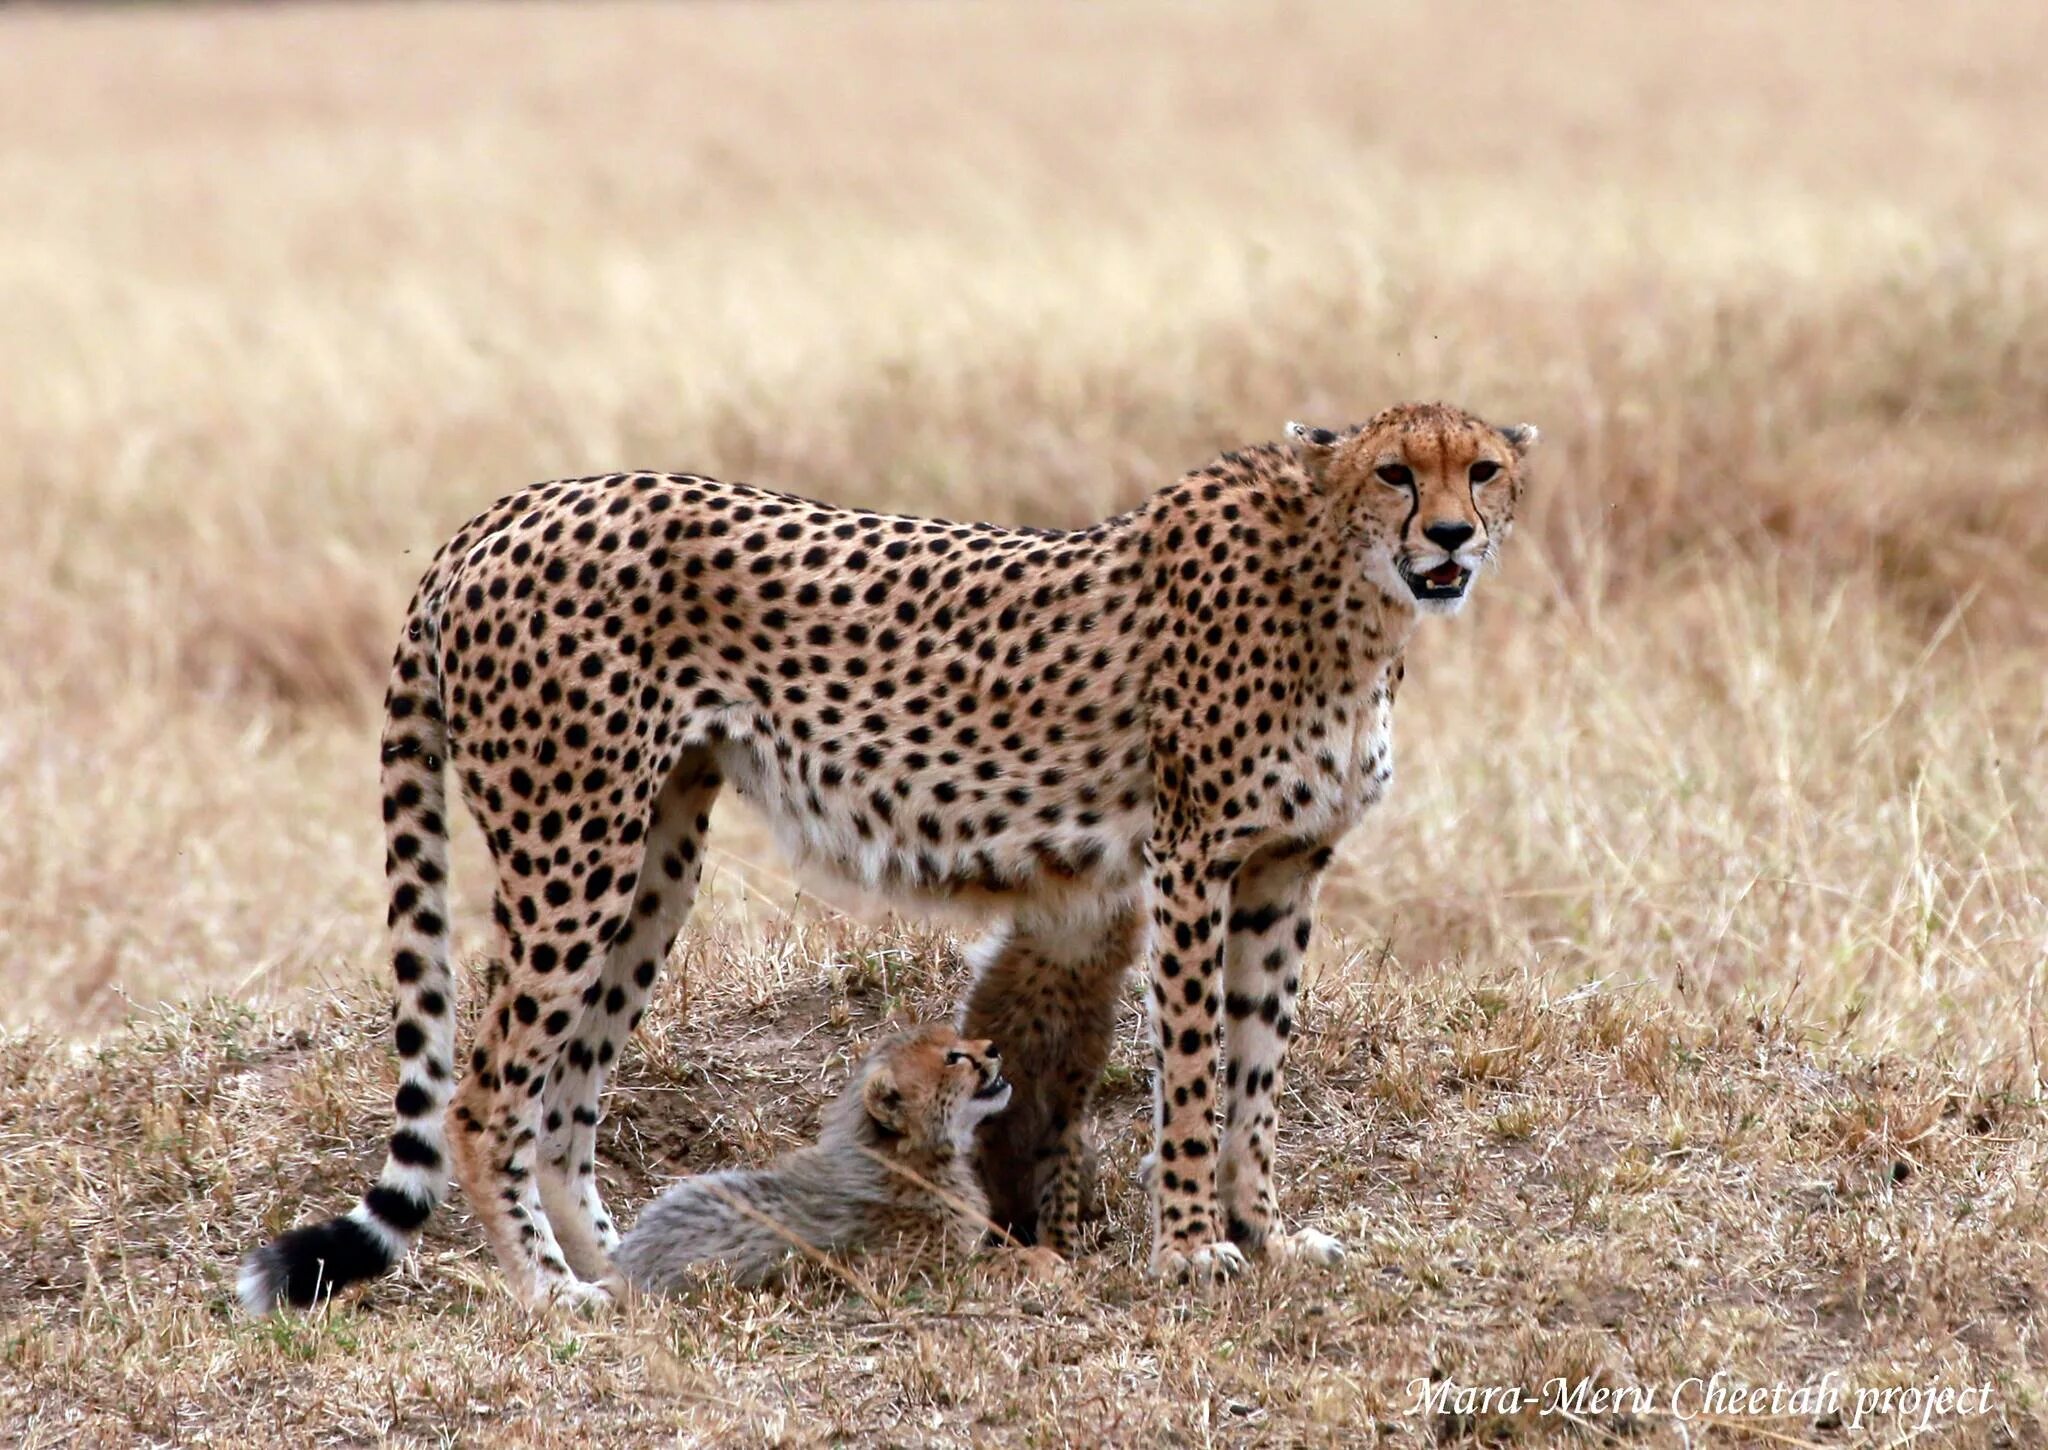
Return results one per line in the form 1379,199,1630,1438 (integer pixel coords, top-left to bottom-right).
4,0,2047,1443
9,916,2048,1445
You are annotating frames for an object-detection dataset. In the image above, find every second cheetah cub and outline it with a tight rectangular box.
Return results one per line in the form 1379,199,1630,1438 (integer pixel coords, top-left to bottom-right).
614,1025,1010,1292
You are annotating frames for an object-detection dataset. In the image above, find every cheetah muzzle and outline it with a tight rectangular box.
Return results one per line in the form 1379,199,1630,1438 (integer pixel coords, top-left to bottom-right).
972,1063,1012,1104
1398,557,1473,603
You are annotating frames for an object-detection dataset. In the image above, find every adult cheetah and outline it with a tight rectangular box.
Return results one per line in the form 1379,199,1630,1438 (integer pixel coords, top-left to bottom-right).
239,401,1537,1312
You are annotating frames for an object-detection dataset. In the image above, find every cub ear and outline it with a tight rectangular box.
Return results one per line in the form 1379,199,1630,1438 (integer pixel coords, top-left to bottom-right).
1499,423,1540,456
862,1065,906,1134
1285,421,1340,483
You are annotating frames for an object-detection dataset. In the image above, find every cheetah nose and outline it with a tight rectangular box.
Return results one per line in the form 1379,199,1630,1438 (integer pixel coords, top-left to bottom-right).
1423,520,1476,550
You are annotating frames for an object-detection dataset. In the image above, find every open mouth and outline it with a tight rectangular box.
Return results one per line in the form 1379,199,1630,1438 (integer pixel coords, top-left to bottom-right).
1399,559,1472,602
974,1072,1010,1102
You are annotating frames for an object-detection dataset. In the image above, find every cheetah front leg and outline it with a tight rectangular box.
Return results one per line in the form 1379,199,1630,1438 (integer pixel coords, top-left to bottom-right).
1218,842,1342,1267
537,761,718,1280
1142,845,1242,1281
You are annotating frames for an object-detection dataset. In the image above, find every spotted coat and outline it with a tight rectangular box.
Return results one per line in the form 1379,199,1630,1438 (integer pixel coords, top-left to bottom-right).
238,400,1537,1309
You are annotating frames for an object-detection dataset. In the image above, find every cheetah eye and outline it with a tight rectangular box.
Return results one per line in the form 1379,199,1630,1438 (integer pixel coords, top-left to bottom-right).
1469,460,1502,485
945,1050,971,1065
1374,463,1414,489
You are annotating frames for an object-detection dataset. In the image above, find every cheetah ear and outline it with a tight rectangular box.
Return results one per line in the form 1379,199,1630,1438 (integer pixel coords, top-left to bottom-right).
862,1066,907,1135
1500,423,1540,456
1285,421,1340,484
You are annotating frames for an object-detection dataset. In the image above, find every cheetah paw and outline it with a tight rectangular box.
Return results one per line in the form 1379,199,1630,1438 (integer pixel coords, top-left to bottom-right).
1267,1227,1345,1268
1150,1241,1248,1283
1006,1245,1072,1283
537,1277,616,1316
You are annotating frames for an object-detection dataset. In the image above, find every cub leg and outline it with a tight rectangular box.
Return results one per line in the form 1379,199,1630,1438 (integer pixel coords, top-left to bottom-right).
961,905,1136,1255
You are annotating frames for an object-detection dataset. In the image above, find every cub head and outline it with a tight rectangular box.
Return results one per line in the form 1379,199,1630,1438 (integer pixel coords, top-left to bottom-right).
1287,402,1539,618
858,1024,1011,1155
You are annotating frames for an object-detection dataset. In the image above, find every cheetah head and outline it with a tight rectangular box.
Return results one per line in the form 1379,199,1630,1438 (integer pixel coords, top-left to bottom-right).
859,1024,1011,1157
1288,403,1539,618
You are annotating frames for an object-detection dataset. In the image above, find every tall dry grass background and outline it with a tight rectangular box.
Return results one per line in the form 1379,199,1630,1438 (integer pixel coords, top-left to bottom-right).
7,1,2044,1052
4,2,2048,1444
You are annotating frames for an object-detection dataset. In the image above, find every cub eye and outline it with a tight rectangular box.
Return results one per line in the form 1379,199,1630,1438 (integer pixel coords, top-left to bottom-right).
1375,463,1414,489
945,1050,970,1065
1469,460,1502,484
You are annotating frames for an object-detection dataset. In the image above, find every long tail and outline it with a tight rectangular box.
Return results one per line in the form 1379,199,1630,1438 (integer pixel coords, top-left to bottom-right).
239,599,455,1313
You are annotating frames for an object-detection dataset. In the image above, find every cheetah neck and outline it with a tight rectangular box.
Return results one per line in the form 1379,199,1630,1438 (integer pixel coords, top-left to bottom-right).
1279,476,1420,690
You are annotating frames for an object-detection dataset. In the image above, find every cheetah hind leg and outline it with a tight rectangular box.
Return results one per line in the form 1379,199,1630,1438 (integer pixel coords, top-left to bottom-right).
537,759,719,1280
448,915,627,1311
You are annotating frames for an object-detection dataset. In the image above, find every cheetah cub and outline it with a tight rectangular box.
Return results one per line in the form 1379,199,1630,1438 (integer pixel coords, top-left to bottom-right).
613,1025,1009,1292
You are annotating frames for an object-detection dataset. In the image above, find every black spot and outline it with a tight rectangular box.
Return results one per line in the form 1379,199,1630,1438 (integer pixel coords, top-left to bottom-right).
1229,904,1285,935
365,1184,434,1232
388,1128,441,1167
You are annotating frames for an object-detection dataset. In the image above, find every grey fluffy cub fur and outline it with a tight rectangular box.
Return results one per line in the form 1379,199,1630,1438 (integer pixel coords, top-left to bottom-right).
615,1025,1010,1292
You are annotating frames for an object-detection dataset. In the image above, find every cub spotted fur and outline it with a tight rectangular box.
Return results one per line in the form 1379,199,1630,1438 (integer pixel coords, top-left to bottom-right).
613,1025,1008,1291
